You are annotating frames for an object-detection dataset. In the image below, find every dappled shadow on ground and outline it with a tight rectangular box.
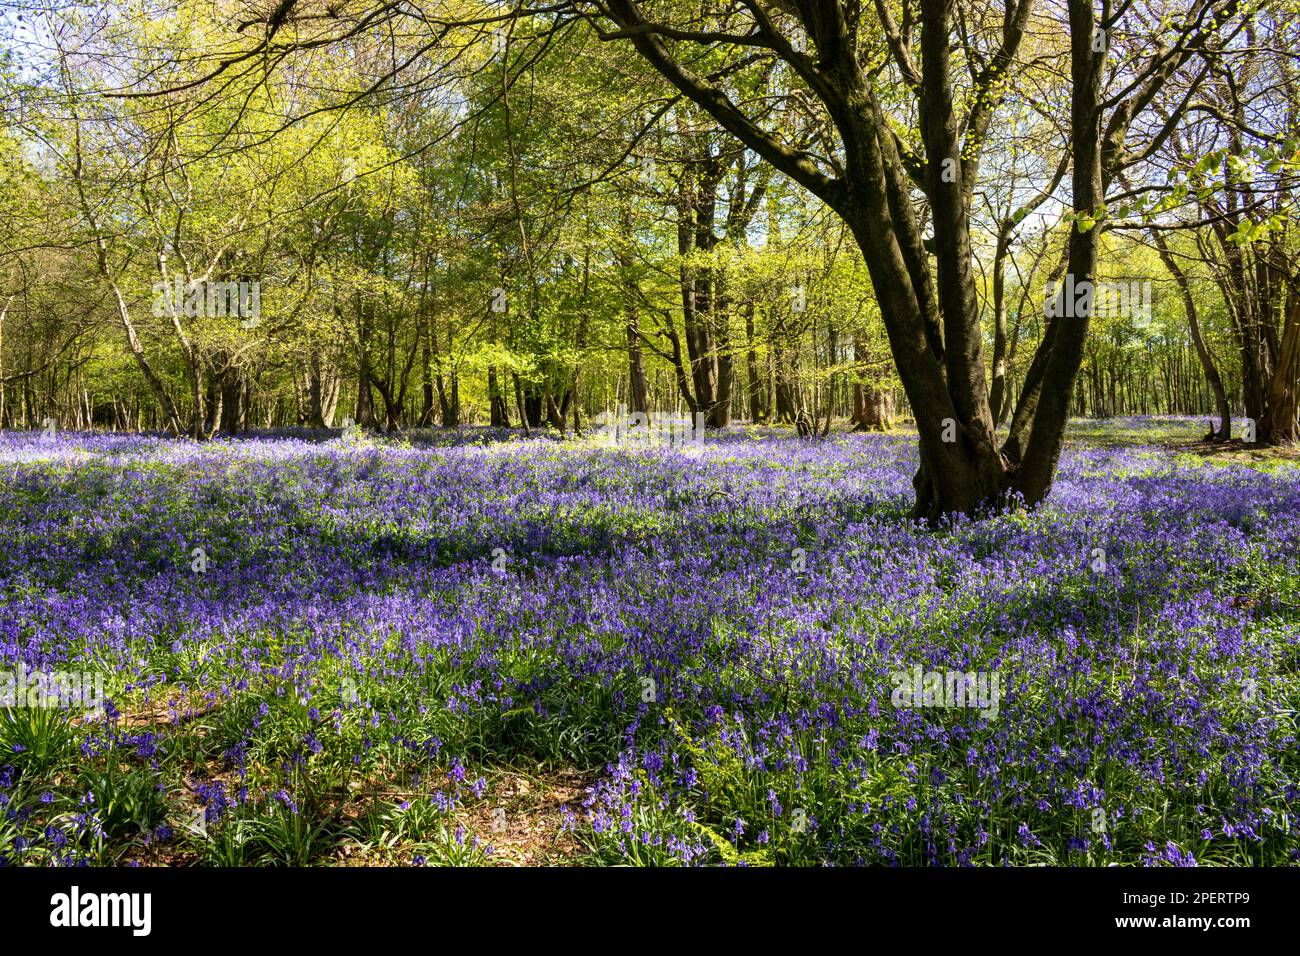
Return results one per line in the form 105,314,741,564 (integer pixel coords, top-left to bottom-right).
1174,436,1300,464
1,429,1297,866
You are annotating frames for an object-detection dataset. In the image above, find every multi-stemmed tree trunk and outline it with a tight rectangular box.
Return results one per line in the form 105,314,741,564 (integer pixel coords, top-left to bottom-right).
600,0,1229,518
605,0,1023,517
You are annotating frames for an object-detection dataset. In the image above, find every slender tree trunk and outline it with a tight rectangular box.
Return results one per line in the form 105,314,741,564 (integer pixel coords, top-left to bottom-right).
1008,0,1106,505
1264,292,1300,444
0,294,9,431
1153,232,1230,439
745,302,762,423
512,373,529,437
488,366,510,427
988,229,1012,424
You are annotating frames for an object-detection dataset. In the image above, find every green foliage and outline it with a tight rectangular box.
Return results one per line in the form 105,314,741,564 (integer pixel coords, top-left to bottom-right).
0,705,79,780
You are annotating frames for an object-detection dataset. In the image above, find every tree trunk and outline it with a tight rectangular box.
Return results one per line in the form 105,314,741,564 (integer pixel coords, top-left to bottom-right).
1153,232,1230,440
1264,292,1300,444
1006,0,1105,505
355,356,376,429
488,366,510,427
745,302,762,423
602,0,1160,518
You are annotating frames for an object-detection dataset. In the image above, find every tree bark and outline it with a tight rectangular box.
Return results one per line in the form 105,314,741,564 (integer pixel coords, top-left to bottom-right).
1153,231,1230,439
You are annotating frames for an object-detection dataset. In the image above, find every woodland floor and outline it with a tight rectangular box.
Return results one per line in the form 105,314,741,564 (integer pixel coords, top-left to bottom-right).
1,416,1297,866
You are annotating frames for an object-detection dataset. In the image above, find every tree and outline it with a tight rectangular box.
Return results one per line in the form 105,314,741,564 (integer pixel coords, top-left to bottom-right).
585,0,1239,517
